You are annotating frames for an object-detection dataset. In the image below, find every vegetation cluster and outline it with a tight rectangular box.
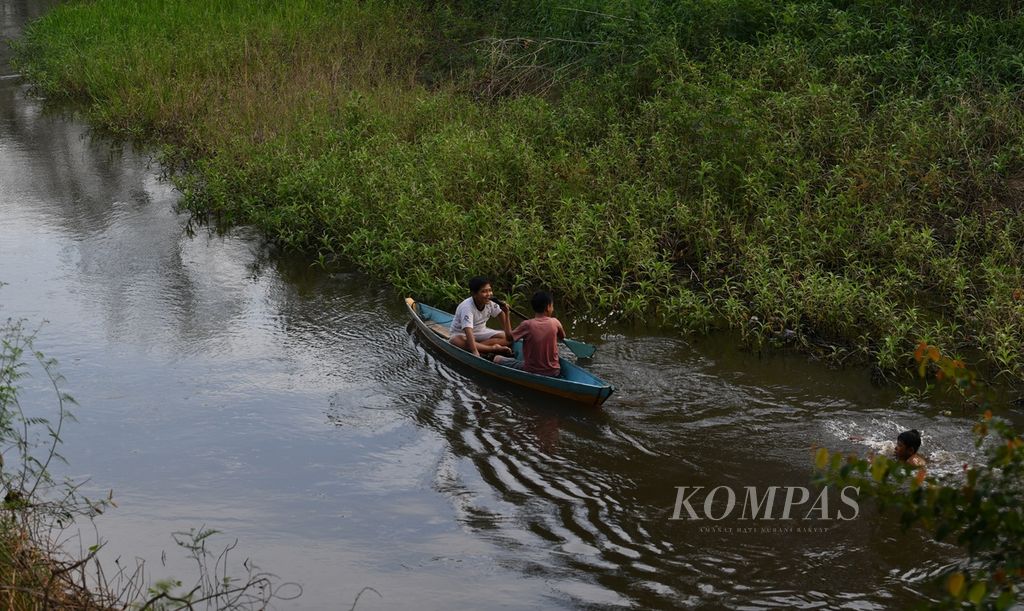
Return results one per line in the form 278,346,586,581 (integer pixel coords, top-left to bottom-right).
13,0,1024,380
817,344,1023,609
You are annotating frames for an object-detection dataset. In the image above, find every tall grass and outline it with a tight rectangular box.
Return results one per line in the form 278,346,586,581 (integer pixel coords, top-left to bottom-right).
14,0,1024,381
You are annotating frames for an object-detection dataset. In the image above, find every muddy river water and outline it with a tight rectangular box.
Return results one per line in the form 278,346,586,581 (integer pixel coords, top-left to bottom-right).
1,2,1017,609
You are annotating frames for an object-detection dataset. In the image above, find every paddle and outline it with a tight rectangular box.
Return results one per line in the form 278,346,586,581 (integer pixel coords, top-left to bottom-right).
493,299,598,359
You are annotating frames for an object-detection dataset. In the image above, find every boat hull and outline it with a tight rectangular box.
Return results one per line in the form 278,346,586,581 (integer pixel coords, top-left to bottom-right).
405,298,614,407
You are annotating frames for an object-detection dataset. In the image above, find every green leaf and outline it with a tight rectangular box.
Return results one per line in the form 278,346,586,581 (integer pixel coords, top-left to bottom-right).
870,455,888,482
967,580,986,604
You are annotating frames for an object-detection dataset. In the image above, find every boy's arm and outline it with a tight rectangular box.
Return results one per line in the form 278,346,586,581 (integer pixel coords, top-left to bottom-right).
465,327,479,357
556,320,566,341
499,303,513,343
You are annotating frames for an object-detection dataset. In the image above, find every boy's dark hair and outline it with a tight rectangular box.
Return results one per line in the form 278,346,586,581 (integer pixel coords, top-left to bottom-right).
468,277,491,294
897,429,922,452
531,291,553,313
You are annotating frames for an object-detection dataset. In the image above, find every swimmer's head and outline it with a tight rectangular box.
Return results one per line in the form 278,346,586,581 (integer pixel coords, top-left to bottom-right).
895,429,922,461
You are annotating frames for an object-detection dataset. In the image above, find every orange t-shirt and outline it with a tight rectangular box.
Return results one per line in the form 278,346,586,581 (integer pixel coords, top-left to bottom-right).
511,317,565,376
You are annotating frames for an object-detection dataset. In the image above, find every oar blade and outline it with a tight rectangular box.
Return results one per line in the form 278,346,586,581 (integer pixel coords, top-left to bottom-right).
563,338,597,359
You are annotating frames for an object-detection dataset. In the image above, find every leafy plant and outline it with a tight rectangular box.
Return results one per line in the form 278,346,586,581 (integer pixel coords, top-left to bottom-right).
816,343,1023,609
12,0,1024,383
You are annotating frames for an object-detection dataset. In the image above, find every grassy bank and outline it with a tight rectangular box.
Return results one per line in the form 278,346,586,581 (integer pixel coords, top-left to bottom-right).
0,522,102,610
13,0,1024,381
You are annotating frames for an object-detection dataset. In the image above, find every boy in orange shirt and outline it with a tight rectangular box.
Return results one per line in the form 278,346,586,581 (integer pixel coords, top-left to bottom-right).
495,292,565,377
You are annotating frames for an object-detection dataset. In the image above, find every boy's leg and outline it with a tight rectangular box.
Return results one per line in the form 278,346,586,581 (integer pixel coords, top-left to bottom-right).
476,330,512,355
494,355,523,368
479,335,512,354
479,341,513,356
450,332,511,356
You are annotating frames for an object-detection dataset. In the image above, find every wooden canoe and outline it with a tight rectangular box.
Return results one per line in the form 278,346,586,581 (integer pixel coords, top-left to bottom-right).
405,297,615,407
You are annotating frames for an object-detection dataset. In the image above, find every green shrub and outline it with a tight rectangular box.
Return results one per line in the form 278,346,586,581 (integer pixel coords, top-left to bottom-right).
14,0,1024,381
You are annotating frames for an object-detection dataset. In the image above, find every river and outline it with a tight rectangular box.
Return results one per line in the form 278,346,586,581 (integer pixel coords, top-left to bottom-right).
0,2,1012,609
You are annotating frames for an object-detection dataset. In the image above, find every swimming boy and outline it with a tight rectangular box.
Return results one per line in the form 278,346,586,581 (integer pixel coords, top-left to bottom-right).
895,429,927,468
449,277,513,358
495,291,565,377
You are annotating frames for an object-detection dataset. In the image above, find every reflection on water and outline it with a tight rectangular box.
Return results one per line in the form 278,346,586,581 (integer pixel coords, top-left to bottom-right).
3,2,1021,609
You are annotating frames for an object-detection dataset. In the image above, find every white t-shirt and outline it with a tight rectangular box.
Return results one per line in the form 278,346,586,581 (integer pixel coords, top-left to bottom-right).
450,297,501,336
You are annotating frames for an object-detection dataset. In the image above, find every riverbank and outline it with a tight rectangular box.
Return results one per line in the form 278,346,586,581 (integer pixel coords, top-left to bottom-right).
13,0,1024,382
0,518,112,610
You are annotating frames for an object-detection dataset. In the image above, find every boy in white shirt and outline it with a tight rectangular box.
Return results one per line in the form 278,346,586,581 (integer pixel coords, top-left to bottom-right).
449,277,513,359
